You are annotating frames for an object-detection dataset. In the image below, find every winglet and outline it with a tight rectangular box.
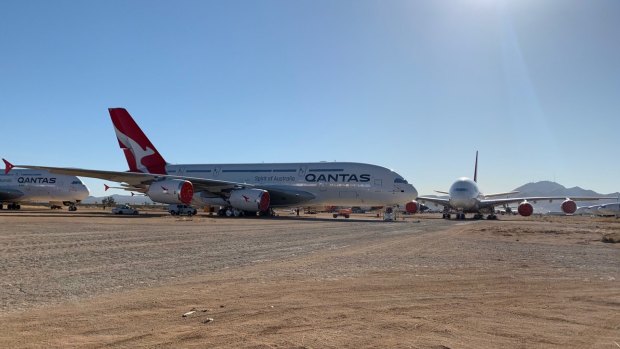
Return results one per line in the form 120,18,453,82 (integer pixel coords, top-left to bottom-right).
104,184,110,191
473,151,478,183
3,159,14,174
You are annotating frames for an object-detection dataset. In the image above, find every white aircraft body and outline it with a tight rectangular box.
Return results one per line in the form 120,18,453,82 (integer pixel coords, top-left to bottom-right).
596,203,620,218
414,152,611,220
0,164,89,210
4,108,418,216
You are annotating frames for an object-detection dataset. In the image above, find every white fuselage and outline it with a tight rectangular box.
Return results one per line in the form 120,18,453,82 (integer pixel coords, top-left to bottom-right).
166,162,417,207
448,177,484,212
596,203,620,217
0,169,89,204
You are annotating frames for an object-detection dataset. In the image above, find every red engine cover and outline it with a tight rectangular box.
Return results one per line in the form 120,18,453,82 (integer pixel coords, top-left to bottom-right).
518,202,534,216
405,201,419,214
179,181,194,204
259,191,270,211
561,199,577,214
147,179,194,205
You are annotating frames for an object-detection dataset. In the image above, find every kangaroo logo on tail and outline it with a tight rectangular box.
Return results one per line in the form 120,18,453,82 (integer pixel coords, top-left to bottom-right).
109,108,168,175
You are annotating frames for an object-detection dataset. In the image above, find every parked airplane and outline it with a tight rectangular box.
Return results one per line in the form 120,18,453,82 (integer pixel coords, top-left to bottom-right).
3,108,418,216
0,163,89,210
596,203,620,218
413,151,611,220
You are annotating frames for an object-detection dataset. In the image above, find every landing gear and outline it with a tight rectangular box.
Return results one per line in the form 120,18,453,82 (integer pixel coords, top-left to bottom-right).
473,213,484,220
0,204,3,210
6,203,21,210
68,205,77,212
217,207,274,217
442,213,451,219
486,214,497,220
455,213,466,220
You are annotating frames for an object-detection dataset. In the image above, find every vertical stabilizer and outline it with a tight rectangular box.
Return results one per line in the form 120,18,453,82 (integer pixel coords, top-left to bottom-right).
108,108,168,175
473,151,478,183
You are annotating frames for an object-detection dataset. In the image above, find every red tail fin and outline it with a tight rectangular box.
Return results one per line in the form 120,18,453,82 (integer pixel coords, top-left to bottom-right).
3,159,14,174
108,108,167,174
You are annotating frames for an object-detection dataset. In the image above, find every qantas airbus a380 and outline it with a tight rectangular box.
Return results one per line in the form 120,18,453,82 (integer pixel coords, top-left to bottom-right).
4,108,419,216
0,164,89,211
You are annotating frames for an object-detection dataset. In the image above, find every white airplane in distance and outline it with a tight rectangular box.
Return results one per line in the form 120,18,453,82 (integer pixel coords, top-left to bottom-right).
414,151,611,220
4,108,419,217
596,203,620,218
0,162,89,211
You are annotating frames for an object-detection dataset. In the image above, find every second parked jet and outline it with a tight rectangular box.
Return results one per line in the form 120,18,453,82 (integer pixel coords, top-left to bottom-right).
415,151,611,220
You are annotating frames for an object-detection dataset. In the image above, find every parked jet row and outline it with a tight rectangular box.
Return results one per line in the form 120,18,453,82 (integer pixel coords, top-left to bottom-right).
3,108,419,216
412,151,612,220
576,203,620,218
0,163,89,210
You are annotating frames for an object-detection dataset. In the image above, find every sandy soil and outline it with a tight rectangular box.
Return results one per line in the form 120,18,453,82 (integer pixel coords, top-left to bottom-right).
0,209,618,348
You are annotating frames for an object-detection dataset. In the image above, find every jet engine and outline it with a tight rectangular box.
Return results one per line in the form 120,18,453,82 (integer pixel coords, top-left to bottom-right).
147,179,194,204
517,201,534,216
561,199,577,214
405,201,419,214
229,189,270,212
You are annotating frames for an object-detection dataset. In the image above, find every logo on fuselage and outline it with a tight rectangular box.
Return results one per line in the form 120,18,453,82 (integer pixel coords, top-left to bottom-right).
18,177,56,184
304,173,370,183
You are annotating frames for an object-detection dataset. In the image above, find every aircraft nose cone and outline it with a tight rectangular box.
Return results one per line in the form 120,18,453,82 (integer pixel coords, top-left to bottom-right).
80,185,90,199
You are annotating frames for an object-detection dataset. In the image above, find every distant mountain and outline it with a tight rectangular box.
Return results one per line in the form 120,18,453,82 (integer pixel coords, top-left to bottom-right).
82,194,157,205
509,181,619,213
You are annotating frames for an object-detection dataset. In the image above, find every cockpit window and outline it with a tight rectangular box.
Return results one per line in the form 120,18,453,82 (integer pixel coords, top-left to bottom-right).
394,178,408,184
454,188,468,192
71,180,82,185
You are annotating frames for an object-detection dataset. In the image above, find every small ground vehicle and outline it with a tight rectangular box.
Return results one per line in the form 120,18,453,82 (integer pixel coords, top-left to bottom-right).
112,204,139,215
333,208,352,219
168,204,197,216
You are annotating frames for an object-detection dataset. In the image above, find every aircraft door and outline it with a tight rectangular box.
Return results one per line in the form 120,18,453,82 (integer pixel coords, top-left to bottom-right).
318,181,327,192
373,178,382,192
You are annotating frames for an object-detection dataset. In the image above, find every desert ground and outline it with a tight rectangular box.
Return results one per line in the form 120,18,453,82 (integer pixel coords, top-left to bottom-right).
0,207,618,348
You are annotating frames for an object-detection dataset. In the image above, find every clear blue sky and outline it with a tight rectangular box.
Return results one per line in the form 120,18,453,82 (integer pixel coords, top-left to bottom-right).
1,0,618,197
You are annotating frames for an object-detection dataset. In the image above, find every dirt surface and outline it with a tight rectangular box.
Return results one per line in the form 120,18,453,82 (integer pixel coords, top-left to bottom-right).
0,209,619,348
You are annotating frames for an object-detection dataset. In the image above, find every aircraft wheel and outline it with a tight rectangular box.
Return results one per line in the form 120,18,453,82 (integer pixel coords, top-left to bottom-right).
333,214,338,219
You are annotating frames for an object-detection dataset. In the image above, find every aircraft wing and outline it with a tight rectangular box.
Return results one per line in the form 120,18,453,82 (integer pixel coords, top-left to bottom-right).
0,188,24,201
7,164,241,192
483,191,519,198
417,196,450,207
5,161,317,206
478,196,614,209
259,185,316,206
